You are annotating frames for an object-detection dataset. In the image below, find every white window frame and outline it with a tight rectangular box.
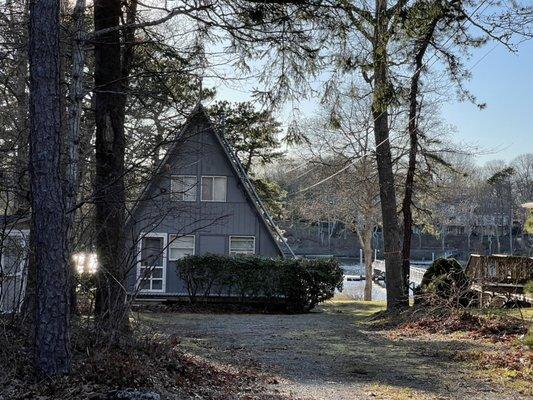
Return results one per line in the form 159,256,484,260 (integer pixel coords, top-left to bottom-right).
171,175,197,202
136,232,167,293
168,234,195,261
201,176,227,202
0,229,29,314
229,235,256,256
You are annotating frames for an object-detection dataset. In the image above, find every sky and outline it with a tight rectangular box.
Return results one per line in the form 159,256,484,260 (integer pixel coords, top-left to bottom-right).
212,38,533,166
442,39,533,165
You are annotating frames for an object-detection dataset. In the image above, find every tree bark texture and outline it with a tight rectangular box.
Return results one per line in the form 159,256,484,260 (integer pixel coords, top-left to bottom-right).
28,0,71,376
363,230,373,301
93,0,129,336
372,0,405,311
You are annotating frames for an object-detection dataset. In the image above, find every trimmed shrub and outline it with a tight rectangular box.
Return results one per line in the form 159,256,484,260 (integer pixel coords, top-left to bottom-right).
177,255,343,312
524,280,533,297
417,258,471,306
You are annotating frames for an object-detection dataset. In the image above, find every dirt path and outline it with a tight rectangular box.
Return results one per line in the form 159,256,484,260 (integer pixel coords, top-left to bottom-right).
140,301,529,400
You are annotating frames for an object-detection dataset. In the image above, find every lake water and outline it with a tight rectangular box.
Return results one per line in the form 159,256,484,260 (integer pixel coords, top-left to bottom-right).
336,278,388,301
336,262,421,301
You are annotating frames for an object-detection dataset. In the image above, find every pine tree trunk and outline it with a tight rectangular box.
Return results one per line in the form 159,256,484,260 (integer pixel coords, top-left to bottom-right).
372,0,405,311
28,0,71,376
65,0,87,317
93,0,129,338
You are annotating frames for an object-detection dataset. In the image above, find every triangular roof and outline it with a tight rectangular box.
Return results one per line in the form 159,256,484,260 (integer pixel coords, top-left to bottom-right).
127,103,293,257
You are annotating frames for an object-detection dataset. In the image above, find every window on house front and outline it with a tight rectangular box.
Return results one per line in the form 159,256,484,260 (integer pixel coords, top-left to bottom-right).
201,176,227,202
229,236,255,255
168,234,195,260
171,175,197,201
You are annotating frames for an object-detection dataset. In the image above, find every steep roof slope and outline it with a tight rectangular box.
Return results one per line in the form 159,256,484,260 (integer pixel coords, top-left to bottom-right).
127,103,293,257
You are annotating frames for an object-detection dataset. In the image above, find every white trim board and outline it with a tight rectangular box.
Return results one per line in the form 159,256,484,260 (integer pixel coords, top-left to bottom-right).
136,232,167,294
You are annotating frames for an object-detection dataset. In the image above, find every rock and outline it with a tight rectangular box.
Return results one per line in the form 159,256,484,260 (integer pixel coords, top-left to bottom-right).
105,389,161,400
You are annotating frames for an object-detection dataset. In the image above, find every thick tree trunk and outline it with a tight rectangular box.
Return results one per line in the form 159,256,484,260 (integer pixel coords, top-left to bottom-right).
363,230,373,301
372,0,405,311
28,0,71,376
93,0,131,338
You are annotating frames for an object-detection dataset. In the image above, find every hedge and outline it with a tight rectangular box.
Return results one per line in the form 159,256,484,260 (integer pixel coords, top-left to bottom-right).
176,254,343,312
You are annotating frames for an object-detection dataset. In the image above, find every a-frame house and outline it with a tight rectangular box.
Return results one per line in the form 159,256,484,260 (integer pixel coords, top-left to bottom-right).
126,104,292,296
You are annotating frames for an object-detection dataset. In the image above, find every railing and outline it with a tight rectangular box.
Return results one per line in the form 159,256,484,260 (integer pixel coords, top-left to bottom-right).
371,259,385,275
371,259,427,287
410,266,427,286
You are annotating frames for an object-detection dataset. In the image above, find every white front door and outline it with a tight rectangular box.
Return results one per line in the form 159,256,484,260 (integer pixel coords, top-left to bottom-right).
0,232,29,313
137,233,166,293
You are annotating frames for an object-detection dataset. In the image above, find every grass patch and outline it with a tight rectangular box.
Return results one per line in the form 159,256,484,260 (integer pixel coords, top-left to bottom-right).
526,326,533,347
365,383,432,400
320,299,386,319
472,366,533,397
471,307,533,321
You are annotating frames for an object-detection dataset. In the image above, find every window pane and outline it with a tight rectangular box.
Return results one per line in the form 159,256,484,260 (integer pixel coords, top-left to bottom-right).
171,235,194,248
202,177,213,201
151,280,163,290
172,176,196,201
230,237,254,254
182,177,196,201
139,279,150,290
170,248,194,259
152,267,163,279
139,267,149,278
141,237,163,267
169,235,194,260
213,177,227,201
171,176,184,200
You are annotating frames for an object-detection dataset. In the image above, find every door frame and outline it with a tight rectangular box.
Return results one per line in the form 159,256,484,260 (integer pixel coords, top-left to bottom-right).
136,232,167,293
0,229,29,313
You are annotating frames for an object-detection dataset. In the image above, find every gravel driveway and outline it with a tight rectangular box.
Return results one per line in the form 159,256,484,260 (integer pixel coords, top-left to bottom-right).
139,301,529,400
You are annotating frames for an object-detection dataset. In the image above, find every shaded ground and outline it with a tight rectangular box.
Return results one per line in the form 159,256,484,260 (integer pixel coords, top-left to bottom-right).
139,301,531,400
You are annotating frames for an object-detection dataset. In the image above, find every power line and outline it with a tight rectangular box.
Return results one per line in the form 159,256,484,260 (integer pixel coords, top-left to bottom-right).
286,0,492,197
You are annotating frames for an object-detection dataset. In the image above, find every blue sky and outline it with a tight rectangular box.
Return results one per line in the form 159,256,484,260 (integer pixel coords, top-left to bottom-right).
213,39,533,166
442,39,533,164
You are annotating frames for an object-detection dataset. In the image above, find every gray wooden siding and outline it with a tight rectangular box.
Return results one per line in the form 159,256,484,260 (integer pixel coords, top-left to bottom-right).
127,110,282,295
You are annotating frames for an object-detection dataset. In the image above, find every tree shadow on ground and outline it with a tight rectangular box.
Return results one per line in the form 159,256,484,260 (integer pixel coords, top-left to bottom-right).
140,301,514,399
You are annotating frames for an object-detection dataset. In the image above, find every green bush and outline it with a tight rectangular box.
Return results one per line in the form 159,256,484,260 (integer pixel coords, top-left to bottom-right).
418,258,471,306
524,280,533,296
176,255,343,312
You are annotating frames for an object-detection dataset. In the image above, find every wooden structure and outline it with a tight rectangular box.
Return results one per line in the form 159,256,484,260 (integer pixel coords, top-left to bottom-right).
465,254,533,306
371,259,427,289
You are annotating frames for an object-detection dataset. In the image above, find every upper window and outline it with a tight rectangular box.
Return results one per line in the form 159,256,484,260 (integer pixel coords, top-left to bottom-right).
168,234,195,260
229,236,255,256
201,176,227,202
171,175,197,202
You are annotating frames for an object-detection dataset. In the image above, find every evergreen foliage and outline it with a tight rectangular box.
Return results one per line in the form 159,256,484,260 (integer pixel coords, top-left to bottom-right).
177,254,343,312
418,258,471,305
